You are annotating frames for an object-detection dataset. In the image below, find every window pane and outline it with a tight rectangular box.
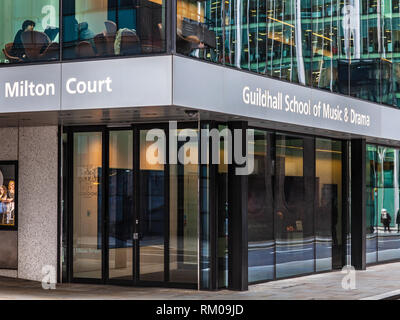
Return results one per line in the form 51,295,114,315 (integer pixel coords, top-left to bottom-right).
169,128,199,284
108,130,134,280
200,141,210,289
139,129,165,282
275,135,314,278
62,0,166,60
73,132,102,279
0,0,60,64
248,130,274,283
377,147,400,262
315,138,342,272
176,0,312,85
366,144,378,264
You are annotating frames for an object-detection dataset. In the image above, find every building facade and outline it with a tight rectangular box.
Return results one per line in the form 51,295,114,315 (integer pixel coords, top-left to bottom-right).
0,0,399,291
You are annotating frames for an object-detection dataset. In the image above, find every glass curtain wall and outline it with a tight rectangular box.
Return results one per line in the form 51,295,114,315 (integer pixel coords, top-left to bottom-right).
366,144,400,263
62,0,166,59
0,0,59,64
176,0,400,108
248,132,343,282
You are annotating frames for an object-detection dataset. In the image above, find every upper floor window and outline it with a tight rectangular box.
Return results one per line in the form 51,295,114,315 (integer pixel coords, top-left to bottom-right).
0,0,60,64
62,0,166,60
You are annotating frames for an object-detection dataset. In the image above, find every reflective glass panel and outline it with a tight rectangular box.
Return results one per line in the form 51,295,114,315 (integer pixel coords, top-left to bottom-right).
315,138,342,271
275,135,314,278
139,129,165,282
366,144,378,264
377,147,400,262
169,128,199,284
248,130,274,283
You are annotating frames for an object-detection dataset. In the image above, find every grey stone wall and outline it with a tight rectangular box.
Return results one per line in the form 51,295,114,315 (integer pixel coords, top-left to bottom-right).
0,126,58,282
18,126,58,281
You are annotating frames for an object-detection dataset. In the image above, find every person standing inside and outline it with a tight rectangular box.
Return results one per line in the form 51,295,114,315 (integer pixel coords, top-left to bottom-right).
396,209,400,233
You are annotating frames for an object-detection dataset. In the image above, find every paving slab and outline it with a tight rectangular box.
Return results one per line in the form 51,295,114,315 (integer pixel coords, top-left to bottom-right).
0,262,399,300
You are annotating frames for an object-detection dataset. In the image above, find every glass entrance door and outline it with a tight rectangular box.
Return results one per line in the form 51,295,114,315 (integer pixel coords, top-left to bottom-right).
69,124,199,287
108,130,134,281
138,127,167,282
72,131,103,280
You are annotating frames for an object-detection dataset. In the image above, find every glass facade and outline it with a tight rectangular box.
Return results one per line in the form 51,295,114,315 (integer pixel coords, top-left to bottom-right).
176,0,400,108
248,131,344,283
366,143,400,264
62,0,166,60
0,0,165,64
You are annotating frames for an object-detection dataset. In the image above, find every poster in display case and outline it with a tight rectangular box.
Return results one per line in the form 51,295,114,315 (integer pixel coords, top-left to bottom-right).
0,161,17,230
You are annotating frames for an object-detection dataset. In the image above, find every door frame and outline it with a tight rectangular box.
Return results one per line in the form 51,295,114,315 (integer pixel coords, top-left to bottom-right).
65,123,199,289
66,125,107,285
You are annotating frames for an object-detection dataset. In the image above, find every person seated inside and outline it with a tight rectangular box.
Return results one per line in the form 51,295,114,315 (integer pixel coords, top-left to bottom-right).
11,20,36,59
78,22,95,51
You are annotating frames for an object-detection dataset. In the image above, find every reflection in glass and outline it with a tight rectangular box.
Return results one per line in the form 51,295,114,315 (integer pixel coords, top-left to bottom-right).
217,125,229,288
275,135,314,278
376,147,400,262
366,144,378,264
0,0,60,64
176,0,400,108
315,138,342,271
366,144,400,264
108,130,134,280
177,0,312,85
248,130,274,283
139,129,165,282
169,128,199,284
63,0,165,60
200,123,210,289
73,132,102,279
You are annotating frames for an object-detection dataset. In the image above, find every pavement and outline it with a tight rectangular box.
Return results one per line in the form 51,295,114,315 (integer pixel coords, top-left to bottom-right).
0,262,400,300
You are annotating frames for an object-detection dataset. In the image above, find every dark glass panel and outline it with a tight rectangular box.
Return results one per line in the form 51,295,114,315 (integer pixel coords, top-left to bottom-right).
366,144,378,264
169,128,199,284
248,130,274,283
108,130,134,280
275,134,314,278
139,129,165,282
315,138,342,271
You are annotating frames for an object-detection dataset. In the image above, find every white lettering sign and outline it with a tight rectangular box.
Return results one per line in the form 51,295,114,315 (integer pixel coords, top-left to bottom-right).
242,86,371,128
5,81,55,98
66,77,112,95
